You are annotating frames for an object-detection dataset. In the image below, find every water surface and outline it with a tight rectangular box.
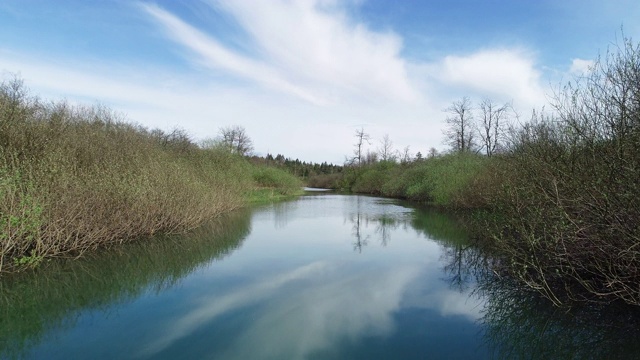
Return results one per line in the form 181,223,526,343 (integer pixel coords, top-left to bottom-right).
1,194,492,359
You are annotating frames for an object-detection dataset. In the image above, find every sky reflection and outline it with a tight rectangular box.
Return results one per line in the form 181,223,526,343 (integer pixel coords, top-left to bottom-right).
138,195,484,359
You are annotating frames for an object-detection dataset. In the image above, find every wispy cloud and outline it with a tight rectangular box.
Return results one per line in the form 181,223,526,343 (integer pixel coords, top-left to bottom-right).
138,261,332,357
1,1,559,163
141,1,418,105
211,0,417,103
138,260,424,359
140,3,326,105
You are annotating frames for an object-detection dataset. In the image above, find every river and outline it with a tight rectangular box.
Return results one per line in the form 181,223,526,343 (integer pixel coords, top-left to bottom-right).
2,193,640,359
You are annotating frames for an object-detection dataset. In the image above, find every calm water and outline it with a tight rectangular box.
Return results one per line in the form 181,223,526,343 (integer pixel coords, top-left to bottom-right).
2,194,640,359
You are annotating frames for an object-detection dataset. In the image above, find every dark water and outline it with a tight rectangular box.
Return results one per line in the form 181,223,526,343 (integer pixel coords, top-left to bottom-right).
2,194,640,359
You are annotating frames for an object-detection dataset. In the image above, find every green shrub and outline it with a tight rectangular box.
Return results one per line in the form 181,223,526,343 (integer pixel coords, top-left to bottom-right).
351,161,396,195
251,166,302,196
305,173,342,189
347,153,486,207
0,78,300,273
477,37,640,306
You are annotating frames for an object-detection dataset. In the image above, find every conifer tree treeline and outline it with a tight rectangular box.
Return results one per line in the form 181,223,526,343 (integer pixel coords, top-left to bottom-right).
250,153,343,179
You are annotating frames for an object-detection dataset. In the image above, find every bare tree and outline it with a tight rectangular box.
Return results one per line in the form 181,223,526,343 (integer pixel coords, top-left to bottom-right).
377,134,396,162
400,145,412,164
443,96,476,152
352,127,371,166
478,98,511,156
218,125,253,156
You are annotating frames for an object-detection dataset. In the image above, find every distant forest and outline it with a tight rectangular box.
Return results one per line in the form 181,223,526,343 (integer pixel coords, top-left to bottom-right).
250,154,343,179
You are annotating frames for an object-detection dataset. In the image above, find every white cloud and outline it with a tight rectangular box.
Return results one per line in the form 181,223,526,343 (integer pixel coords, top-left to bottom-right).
0,49,442,164
210,0,417,103
219,266,420,360
437,49,547,110
141,1,418,106
569,58,595,74
140,3,326,105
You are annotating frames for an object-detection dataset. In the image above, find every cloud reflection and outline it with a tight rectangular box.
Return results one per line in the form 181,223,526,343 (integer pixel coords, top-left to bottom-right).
138,261,331,357
138,197,484,359
138,261,423,359
217,266,421,360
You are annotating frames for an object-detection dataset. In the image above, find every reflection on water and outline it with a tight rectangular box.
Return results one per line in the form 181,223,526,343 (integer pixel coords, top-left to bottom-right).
480,277,640,359
444,240,640,360
0,194,486,359
7,194,638,359
141,261,423,359
0,210,251,359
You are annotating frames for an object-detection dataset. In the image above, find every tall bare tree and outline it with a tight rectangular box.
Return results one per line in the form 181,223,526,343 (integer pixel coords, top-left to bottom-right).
478,98,510,156
377,134,396,162
352,127,370,166
218,125,253,156
443,96,476,152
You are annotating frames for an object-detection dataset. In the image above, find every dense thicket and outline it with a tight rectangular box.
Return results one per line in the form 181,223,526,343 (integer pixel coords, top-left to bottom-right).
0,79,301,273
478,37,640,306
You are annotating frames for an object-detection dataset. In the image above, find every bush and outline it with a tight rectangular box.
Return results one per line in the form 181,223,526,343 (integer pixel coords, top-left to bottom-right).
0,78,298,273
351,161,396,195
479,36,640,306
345,153,486,207
251,166,302,196
305,173,342,189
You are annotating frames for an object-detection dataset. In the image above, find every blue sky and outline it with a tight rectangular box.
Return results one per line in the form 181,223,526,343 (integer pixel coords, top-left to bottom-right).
1,0,639,163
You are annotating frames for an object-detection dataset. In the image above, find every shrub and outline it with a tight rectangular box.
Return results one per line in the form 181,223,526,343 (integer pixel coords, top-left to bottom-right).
480,36,640,306
251,166,302,196
0,78,298,273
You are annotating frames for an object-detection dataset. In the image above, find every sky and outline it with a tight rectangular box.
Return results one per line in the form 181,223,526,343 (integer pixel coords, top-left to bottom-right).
1,0,639,164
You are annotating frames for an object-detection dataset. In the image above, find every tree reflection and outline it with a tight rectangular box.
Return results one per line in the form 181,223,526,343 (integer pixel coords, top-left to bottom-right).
480,275,640,360
345,199,472,253
351,211,370,253
440,239,640,359
441,244,487,293
345,197,410,252
376,215,391,246
272,200,297,229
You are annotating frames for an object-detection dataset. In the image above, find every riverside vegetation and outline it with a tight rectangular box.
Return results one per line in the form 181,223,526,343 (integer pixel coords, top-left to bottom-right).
314,36,640,307
0,79,301,274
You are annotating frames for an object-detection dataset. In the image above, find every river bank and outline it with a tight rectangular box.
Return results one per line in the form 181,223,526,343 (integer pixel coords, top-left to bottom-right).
0,79,302,274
